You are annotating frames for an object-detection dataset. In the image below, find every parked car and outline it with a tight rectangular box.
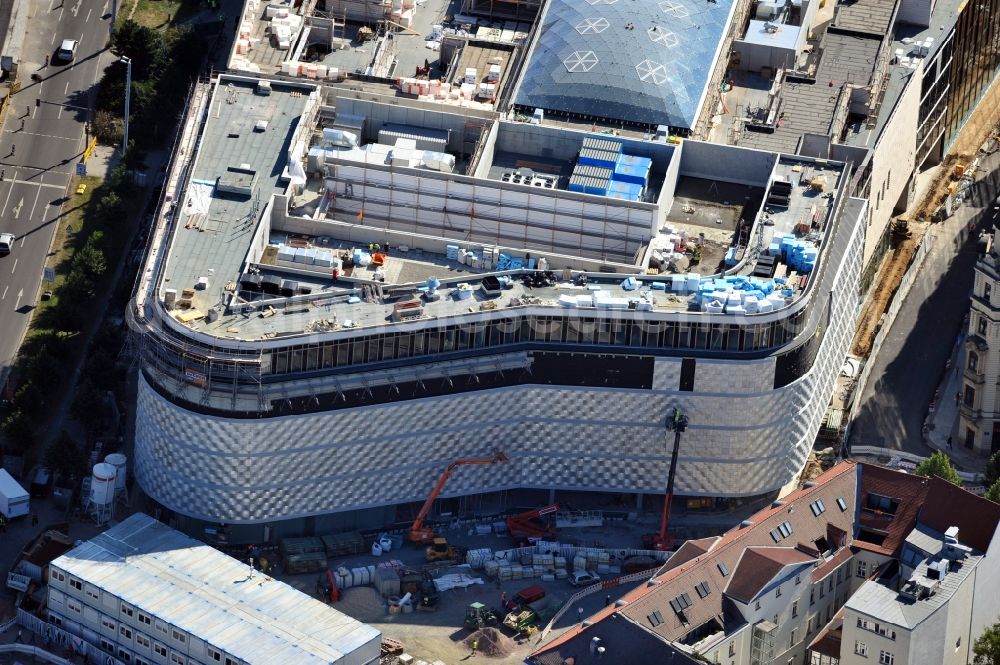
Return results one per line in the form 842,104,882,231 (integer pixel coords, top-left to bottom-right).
569,571,601,587
505,584,546,611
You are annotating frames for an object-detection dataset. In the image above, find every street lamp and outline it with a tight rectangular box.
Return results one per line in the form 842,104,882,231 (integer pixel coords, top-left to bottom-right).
120,56,131,155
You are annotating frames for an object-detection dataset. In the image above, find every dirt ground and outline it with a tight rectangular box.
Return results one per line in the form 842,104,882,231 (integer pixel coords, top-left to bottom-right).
851,221,927,357
274,520,664,664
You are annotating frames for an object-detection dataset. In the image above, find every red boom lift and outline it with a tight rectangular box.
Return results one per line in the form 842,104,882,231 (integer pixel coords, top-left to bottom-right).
642,408,688,551
506,504,559,542
407,450,509,544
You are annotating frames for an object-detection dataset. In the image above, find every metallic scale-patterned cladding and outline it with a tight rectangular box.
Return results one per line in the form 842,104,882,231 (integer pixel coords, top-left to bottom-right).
133,230,861,524
129,73,866,525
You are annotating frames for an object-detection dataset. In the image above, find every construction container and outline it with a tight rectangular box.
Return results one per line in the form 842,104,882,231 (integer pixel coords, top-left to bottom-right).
321,531,364,557
283,552,328,574
280,536,326,558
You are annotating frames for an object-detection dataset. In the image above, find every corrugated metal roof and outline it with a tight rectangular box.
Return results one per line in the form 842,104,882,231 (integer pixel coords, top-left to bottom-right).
50,514,380,665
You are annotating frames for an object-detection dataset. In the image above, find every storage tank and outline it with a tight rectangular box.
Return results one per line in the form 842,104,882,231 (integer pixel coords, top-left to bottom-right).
104,454,127,493
90,463,117,508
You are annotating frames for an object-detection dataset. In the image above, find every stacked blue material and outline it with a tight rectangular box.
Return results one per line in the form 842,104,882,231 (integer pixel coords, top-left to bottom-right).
446,245,460,260
612,154,652,187
606,180,643,201
496,253,526,270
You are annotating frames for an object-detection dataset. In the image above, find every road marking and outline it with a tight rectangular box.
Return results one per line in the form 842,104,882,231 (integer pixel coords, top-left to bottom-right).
3,179,66,190
103,0,109,14
14,288,23,309
29,186,42,220
64,81,70,95
58,7,63,21
86,8,92,21
1,286,6,300
11,258,17,274
12,197,23,220
57,105,63,119
48,0,55,11
20,236,25,247
0,172,16,216
51,32,57,45
71,0,81,16
7,130,80,141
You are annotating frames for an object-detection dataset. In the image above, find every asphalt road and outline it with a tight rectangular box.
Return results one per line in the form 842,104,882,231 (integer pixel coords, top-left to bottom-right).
0,0,114,383
850,149,1000,456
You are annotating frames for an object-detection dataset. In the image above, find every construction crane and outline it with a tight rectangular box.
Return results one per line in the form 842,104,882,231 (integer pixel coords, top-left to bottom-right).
643,408,688,551
408,450,509,544
506,504,559,542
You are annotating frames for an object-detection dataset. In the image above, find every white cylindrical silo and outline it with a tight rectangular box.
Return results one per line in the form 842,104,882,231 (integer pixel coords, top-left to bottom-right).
104,454,127,492
90,463,117,508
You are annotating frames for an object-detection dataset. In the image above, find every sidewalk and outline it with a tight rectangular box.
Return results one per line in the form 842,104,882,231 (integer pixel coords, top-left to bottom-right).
923,330,986,471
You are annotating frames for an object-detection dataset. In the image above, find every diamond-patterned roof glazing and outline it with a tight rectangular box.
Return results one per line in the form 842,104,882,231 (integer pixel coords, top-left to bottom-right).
515,0,736,129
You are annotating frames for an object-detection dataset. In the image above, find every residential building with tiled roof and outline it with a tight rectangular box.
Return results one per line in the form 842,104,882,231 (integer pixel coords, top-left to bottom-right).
529,461,1000,665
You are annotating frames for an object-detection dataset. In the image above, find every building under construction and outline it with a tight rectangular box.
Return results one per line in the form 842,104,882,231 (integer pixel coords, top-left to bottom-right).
127,71,866,541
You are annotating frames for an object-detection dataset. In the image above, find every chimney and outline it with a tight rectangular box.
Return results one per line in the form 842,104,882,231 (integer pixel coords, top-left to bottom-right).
590,637,602,655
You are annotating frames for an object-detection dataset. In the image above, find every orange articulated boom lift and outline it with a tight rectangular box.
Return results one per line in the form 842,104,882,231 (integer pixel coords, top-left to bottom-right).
408,450,509,544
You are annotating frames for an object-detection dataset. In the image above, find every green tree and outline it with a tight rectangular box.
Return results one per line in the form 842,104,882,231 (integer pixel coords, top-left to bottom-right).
914,450,962,485
92,109,124,146
987,480,1000,505
72,379,107,433
44,432,89,482
974,619,1000,665
110,19,164,80
73,234,107,278
12,381,46,418
0,411,36,455
985,451,1000,488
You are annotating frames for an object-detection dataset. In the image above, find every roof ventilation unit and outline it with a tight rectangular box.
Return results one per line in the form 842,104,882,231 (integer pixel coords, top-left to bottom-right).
256,80,272,96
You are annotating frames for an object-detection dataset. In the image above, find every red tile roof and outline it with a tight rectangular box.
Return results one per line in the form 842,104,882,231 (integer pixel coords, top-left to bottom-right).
725,547,816,603
532,461,859,660
855,464,929,556
810,546,852,583
807,608,845,658
919,476,1000,552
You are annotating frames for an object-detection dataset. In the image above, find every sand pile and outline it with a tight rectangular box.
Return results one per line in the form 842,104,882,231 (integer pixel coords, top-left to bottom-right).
464,628,515,657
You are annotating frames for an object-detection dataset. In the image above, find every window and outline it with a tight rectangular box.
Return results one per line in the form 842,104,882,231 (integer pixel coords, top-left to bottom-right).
810,499,826,516
118,648,132,662
717,562,730,577
170,653,185,665
121,603,134,618
208,648,223,662
808,614,816,633
648,610,664,627
828,577,834,592
969,352,979,372
136,659,150,665
855,640,868,656
837,569,842,585
978,315,988,335
137,634,151,649
957,637,962,650
964,384,976,407
776,586,782,598
836,497,848,512
171,629,186,644
778,521,793,537
792,601,799,618
67,598,82,614
857,560,868,578
810,588,815,605
773,614,779,627
138,613,152,626
879,650,894,665
52,570,65,582
985,283,992,301
69,578,83,591
86,586,100,601
729,642,736,657
101,638,115,653
755,599,761,610
121,626,133,640
795,573,801,585
155,621,169,636
790,628,797,648
154,643,168,657
695,581,711,598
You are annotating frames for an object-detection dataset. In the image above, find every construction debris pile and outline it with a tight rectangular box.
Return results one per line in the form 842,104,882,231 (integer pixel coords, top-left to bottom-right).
464,628,515,657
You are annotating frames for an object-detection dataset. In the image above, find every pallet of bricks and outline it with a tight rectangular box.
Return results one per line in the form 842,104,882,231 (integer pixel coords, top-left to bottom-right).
280,537,328,574
333,559,405,594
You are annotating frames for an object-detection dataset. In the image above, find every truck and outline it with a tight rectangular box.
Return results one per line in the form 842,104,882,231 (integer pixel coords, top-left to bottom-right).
502,596,556,636
0,468,30,519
